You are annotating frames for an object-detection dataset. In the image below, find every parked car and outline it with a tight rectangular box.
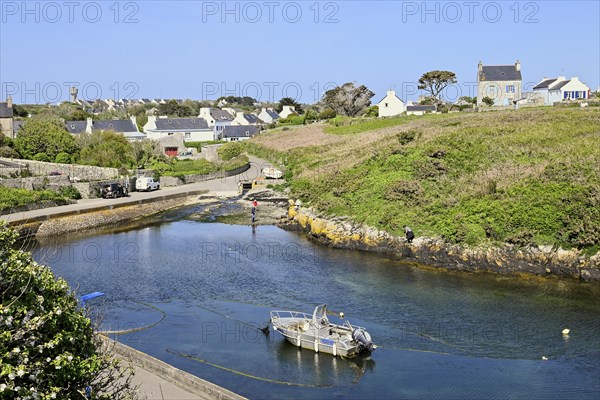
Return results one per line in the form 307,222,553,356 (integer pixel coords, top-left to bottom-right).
101,183,128,199
136,177,160,192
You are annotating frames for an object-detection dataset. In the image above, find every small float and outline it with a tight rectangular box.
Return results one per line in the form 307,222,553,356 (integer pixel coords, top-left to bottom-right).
270,304,376,357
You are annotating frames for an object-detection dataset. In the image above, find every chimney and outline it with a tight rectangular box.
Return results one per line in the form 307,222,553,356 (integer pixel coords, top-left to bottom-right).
130,115,138,131
515,60,521,71
478,61,483,72
6,95,12,108
86,118,93,134
387,90,395,97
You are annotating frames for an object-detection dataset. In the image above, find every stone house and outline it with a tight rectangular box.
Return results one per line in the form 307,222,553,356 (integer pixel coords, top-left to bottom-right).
477,61,522,106
0,96,14,139
377,90,406,117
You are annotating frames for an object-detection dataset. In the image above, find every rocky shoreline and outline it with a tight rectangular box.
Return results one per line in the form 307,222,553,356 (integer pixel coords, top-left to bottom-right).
13,187,599,281
279,203,600,282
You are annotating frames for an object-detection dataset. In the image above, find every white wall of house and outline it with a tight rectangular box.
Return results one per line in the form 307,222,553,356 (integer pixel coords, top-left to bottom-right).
279,105,296,119
257,108,277,123
232,113,249,125
198,108,215,127
555,77,590,101
377,90,405,117
146,130,213,142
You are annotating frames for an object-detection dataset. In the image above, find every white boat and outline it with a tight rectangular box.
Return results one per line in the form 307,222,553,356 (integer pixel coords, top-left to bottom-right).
270,304,376,358
262,165,283,179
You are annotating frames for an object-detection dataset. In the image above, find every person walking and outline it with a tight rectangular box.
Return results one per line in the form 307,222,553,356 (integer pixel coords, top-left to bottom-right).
404,226,415,243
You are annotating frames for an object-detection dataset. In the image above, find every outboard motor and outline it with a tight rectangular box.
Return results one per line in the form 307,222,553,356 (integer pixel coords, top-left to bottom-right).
352,328,376,353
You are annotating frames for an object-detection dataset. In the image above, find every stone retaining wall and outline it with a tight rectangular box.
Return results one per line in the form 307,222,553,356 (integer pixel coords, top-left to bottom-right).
0,157,119,180
0,175,71,190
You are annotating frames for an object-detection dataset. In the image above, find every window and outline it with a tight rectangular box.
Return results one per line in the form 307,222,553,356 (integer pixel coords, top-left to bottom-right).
506,85,515,93
385,103,388,107
185,132,191,139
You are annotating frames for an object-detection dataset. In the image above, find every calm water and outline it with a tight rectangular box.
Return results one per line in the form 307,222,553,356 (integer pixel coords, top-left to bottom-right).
31,212,600,399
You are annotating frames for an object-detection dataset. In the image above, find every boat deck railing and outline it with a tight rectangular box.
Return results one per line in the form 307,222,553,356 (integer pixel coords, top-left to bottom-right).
270,310,311,322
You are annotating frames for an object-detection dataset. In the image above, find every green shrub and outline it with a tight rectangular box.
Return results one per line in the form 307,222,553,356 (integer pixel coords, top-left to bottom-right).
59,185,82,200
0,222,134,398
55,152,72,164
32,153,50,162
217,142,243,161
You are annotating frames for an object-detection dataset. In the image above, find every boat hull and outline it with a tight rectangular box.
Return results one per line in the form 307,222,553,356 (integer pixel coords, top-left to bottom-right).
274,326,360,357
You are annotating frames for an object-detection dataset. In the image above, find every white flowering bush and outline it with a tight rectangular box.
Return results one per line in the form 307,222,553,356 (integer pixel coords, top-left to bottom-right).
0,222,135,399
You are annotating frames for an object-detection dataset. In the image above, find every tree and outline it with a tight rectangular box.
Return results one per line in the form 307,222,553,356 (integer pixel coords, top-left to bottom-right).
76,131,134,168
322,82,375,117
157,100,194,117
275,97,304,114
482,96,495,107
317,108,337,120
14,117,79,160
131,139,163,169
417,70,457,110
0,222,135,398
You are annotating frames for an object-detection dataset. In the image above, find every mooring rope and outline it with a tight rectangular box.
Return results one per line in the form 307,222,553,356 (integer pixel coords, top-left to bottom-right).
97,301,167,335
195,304,270,334
167,349,336,388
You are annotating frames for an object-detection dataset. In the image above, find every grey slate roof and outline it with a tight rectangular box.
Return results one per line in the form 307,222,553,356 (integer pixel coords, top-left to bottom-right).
550,80,571,90
243,114,259,124
479,65,522,81
210,109,233,121
407,105,436,111
93,119,138,132
65,121,88,134
264,109,279,120
0,102,13,118
154,117,209,131
533,79,558,90
222,125,259,138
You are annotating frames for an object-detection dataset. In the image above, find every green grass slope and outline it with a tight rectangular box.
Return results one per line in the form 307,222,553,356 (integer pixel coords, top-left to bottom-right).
246,108,600,254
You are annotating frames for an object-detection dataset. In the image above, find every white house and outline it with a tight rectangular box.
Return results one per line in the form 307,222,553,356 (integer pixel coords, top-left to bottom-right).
279,105,297,119
65,116,145,141
143,116,213,142
533,76,591,105
257,108,280,124
232,113,260,126
220,125,260,142
377,90,406,117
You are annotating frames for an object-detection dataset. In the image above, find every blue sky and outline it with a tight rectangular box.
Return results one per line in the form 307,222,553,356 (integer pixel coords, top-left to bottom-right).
1,0,598,104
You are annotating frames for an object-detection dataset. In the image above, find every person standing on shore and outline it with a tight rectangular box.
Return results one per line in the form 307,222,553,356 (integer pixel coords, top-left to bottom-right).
404,226,415,243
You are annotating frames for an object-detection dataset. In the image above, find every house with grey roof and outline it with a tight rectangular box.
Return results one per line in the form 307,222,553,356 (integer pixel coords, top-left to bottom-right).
377,90,406,117
279,105,298,119
533,76,591,105
144,116,214,142
257,108,280,124
0,96,14,139
220,125,260,142
477,60,522,107
406,105,436,116
65,116,144,141
232,112,260,126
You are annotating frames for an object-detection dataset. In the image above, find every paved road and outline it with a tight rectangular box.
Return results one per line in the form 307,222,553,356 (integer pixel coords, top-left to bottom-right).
1,157,268,224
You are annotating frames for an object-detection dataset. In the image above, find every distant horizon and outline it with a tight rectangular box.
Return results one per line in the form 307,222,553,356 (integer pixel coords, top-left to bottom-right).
1,1,598,104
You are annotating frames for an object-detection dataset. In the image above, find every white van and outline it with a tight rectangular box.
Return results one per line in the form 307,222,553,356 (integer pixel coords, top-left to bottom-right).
136,177,160,192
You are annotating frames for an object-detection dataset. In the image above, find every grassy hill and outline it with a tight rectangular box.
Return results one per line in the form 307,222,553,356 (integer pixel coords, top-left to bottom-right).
245,107,600,255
